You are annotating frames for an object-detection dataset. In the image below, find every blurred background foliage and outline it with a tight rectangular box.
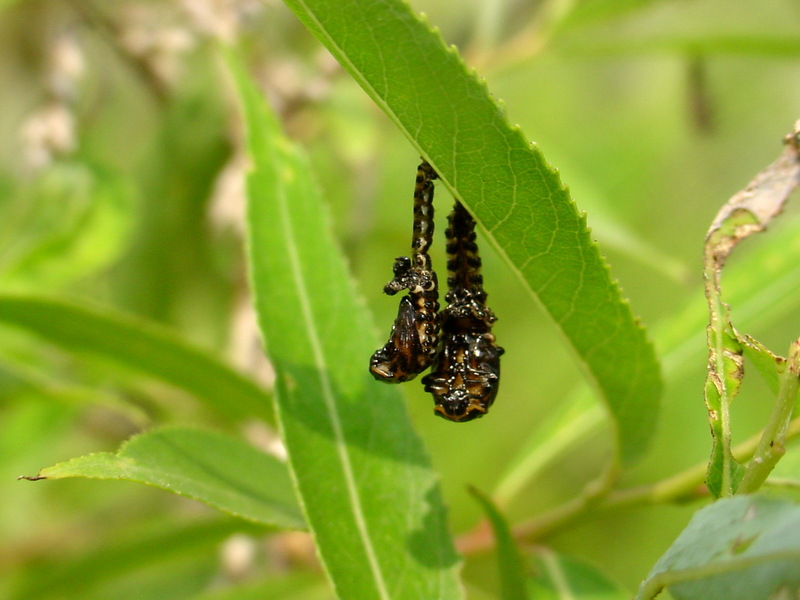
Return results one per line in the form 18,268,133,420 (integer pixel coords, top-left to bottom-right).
1,0,800,598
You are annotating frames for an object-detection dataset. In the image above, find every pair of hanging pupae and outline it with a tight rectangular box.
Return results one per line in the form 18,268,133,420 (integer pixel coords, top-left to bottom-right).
369,161,504,422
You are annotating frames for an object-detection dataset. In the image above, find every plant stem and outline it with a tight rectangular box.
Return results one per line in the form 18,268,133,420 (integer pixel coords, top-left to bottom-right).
737,339,800,493
500,417,800,545
703,252,742,498
516,459,619,540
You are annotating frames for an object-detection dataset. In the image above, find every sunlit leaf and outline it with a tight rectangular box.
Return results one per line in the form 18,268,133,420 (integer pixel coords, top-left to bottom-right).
23,426,303,529
231,49,461,599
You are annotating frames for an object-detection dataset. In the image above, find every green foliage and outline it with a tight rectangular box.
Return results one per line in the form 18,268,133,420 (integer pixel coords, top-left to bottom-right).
638,496,800,600
702,131,800,498
469,486,529,600
232,49,461,598
283,0,661,466
28,426,304,529
2,1,800,599
0,295,273,423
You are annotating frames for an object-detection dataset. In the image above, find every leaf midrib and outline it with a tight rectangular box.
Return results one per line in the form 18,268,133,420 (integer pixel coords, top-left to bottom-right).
275,163,391,600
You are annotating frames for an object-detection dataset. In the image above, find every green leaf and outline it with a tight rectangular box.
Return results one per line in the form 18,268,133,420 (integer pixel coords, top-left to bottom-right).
738,340,800,494
703,328,745,499
469,486,529,600
230,50,461,599
23,426,303,529
280,0,662,465
703,124,800,498
0,295,272,423
739,333,786,395
529,549,630,600
637,495,800,600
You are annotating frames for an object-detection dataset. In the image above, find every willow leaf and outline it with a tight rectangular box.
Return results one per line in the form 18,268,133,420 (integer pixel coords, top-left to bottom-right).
469,487,529,600
231,51,461,599
280,0,661,464
23,426,304,530
637,496,800,600
0,295,272,423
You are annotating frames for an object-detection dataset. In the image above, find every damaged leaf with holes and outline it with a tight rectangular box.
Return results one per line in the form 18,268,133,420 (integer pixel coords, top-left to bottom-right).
703,121,800,498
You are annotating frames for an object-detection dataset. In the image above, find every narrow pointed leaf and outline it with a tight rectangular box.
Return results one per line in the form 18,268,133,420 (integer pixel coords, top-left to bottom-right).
23,426,304,529
0,294,273,421
280,0,662,465
0,295,272,423
231,51,461,599
469,486,529,600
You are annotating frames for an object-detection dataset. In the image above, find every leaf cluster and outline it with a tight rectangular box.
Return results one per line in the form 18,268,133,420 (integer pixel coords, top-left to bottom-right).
1,1,800,599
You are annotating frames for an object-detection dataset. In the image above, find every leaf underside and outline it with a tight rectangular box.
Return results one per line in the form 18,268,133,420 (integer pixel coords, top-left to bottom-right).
638,496,800,600
281,0,662,465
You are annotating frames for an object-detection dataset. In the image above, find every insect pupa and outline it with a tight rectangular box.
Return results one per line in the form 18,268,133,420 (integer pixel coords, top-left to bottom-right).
422,200,504,422
369,161,440,383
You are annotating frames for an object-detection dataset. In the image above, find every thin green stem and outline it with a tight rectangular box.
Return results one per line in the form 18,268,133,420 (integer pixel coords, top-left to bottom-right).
513,459,619,540
608,416,800,510
704,258,739,498
510,417,800,543
738,340,800,493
